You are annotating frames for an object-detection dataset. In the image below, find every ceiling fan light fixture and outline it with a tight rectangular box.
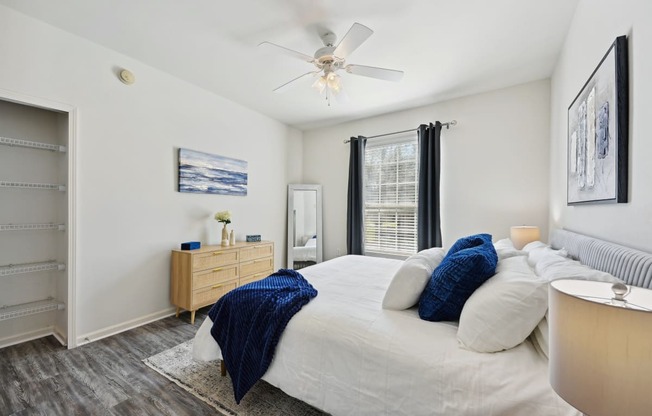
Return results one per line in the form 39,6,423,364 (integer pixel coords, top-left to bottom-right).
326,72,341,93
312,75,327,94
312,71,341,97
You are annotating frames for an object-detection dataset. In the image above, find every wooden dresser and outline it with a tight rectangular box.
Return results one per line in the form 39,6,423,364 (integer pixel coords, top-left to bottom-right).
170,241,274,323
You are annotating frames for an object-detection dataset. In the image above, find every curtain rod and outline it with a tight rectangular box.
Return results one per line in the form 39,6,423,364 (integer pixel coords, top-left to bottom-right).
342,120,457,143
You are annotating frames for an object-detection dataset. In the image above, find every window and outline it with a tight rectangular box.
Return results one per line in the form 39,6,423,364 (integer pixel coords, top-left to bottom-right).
363,134,419,258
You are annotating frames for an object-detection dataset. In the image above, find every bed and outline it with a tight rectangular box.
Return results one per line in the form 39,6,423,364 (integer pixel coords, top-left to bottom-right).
193,229,652,415
292,236,317,262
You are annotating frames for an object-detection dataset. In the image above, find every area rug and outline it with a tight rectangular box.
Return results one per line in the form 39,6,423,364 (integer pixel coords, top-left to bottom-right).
143,340,327,416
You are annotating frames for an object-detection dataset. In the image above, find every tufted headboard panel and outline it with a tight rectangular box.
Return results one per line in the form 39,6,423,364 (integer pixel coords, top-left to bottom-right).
550,229,652,290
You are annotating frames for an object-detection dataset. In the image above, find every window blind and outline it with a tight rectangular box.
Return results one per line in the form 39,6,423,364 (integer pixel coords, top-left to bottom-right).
364,135,418,257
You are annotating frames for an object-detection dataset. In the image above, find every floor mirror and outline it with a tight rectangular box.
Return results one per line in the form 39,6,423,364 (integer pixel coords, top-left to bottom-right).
287,184,323,269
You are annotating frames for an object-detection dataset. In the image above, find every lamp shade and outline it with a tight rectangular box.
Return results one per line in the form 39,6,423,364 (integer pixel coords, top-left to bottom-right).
509,226,540,250
549,279,652,416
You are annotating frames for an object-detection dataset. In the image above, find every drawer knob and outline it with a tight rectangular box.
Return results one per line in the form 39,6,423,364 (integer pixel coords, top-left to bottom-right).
212,267,222,272
212,252,222,256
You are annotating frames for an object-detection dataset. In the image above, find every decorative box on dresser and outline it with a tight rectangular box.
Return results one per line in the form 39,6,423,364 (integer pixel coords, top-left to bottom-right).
170,241,274,324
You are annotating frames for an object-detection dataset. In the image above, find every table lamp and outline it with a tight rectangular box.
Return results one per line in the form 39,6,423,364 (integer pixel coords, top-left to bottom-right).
510,225,540,250
549,279,652,416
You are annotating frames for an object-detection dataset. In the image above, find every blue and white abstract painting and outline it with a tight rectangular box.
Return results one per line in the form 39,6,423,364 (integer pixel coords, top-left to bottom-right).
178,148,248,196
567,43,617,204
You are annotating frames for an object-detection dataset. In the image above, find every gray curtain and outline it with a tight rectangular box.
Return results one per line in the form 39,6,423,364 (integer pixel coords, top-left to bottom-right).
347,136,366,255
417,122,442,250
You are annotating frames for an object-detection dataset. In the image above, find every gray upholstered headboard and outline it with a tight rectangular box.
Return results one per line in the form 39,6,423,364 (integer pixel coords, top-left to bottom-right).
550,229,652,290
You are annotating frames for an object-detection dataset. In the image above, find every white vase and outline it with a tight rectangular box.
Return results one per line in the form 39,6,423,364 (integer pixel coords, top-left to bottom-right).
229,230,235,246
221,223,229,246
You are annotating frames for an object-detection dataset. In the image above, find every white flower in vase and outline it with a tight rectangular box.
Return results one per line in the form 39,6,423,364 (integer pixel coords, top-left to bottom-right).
214,210,232,246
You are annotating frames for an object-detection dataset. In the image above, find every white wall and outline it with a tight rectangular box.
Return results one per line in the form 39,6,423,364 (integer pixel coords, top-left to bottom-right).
0,5,301,342
303,80,551,260
549,0,652,252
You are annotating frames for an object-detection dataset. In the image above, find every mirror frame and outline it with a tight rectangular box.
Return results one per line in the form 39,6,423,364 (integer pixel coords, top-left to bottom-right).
287,184,323,269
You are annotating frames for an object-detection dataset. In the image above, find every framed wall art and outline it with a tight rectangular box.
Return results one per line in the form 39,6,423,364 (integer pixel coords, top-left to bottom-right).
567,35,628,204
178,148,248,196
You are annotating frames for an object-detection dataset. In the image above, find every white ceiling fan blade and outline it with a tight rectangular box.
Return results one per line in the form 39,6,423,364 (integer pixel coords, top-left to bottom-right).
258,41,315,63
273,71,320,93
345,64,404,82
333,23,373,59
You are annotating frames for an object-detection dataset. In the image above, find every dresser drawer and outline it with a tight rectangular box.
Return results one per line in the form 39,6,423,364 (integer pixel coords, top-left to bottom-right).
193,264,238,290
192,279,238,309
239,268,273,287
193,249,238,271
240,257,273,277
240,243,273,262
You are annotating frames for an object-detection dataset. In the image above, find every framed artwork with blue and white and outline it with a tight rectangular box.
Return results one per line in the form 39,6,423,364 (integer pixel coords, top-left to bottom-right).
178,148,248,196
567,35,628,204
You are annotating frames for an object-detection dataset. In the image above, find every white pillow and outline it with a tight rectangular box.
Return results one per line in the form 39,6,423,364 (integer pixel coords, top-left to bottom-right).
530,314,549,359
457,256,548,353
493,238,526,260
534,252,623,283
522,240,548,252
525,243,569,267
382,247,446,310
527,254,622,359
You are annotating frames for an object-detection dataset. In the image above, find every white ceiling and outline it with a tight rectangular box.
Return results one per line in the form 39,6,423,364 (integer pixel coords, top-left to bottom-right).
0,0,578,130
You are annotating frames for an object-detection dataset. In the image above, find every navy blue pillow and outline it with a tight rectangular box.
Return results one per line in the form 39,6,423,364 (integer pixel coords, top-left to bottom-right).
446,233,492,256
418,234,498,322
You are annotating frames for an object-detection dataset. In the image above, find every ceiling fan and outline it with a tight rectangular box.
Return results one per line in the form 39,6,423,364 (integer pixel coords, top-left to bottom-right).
259,22,404,103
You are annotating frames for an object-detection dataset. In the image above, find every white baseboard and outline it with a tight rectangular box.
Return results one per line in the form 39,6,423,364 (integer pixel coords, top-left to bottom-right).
0,326,56,349
76,307,177,346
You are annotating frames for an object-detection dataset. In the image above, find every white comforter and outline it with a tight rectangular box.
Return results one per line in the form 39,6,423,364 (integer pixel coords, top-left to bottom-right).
193,255,578,416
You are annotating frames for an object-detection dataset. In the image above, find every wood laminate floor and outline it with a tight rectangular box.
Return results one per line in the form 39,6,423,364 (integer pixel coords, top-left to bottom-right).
0,307,218,416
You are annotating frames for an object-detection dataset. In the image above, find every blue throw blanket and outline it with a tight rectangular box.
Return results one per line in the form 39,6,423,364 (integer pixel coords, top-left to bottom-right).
208,269,318,403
